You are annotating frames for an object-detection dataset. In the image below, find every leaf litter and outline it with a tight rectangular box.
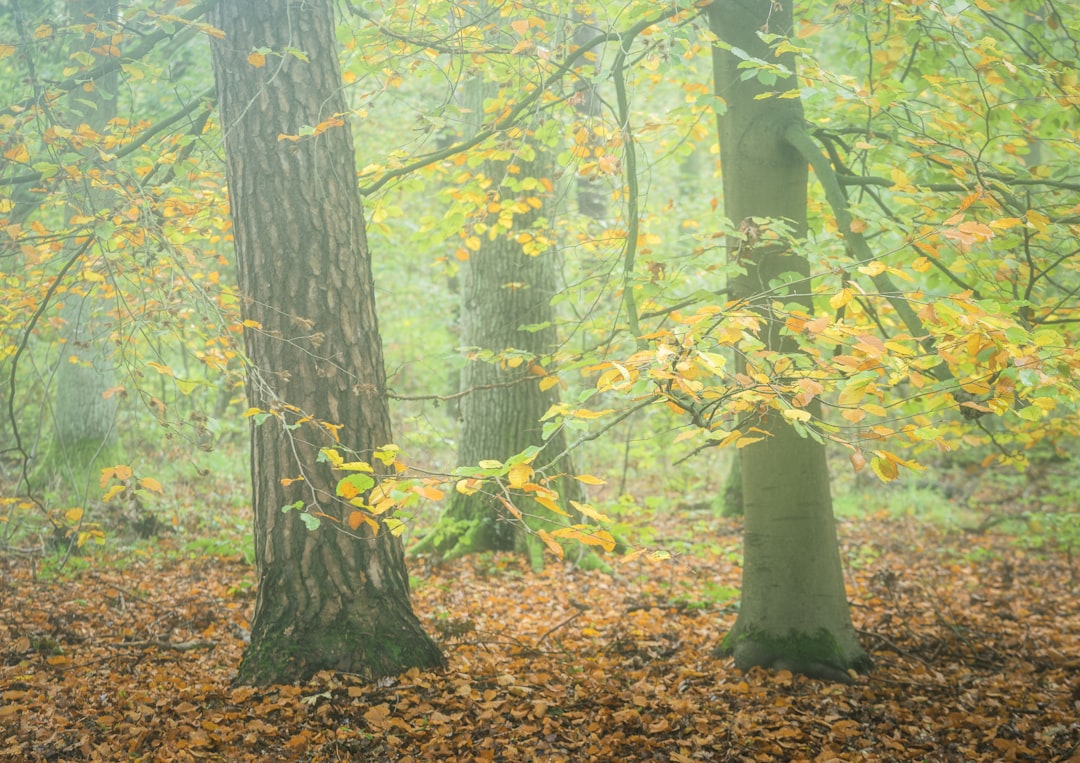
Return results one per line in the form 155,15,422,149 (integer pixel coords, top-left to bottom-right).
1,511,1078,762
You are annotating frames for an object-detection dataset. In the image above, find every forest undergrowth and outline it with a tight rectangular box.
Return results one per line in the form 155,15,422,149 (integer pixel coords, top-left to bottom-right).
1,474,1078,762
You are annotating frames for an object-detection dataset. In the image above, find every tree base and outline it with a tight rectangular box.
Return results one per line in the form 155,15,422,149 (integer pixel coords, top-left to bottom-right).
236,611,445,686
717,626,872,684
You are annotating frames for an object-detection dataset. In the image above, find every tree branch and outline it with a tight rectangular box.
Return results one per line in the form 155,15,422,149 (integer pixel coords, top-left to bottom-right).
356,4,693,197
784,122,945,377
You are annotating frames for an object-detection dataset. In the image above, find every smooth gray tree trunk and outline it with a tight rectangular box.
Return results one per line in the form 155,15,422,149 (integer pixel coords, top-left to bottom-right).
708,0,870,680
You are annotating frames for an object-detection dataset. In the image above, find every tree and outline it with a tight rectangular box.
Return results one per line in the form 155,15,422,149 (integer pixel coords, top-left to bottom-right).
208,0,443,685
706,0,870,679
34,0,123,498
409,6,612,570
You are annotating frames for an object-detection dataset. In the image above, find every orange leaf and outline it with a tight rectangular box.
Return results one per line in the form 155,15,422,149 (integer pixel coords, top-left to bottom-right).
536,529,565,560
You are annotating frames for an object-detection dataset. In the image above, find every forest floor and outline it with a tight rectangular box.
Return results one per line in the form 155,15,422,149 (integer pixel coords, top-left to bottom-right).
1,495,1079,762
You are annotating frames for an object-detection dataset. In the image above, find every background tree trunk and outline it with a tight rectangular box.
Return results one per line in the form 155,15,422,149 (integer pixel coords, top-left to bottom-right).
209,0,443,685
708,0,870,680
412,22,597,570
413,141,588,570
39,0,122,496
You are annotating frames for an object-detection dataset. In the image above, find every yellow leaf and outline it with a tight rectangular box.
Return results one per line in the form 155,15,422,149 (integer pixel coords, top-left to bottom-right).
570,408,614,420
280,476,305,487
838,379,870,407
534,494,569,516
536,529,565,560
385,518,405,536
989,217,1022,231
3,143,29,163
247,51,266,68
478,459,502,470
139,477,163,493
455,478,481,496
782,408,812,423
102,484,126,502
339,461,374,472
80,268,105,283
99,465,133,487
870,456,899,482
243,407,263,418
573,474,605,486
33,24,52,40
569,500,611,523
829,288,853,310
862,403,887,417
368,497,395,515
508,462,533,489
550,525,616,552
242,319,262,329
539,375,561,391
65,507,84,523
0,44,15,60
320,447,343,467
911,256,931,273
147,362,173,376
696,351,727,375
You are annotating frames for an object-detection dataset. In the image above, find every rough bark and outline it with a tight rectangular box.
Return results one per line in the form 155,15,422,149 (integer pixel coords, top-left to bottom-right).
708,0,870,679
412,31,597,570
209,0,443,685
413,147,588,569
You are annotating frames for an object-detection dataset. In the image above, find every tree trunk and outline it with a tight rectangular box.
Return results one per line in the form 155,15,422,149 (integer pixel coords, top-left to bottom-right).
708,0,870,680
209,0,443,685
412,28,598,570
414,145,587,569
40,0,122,496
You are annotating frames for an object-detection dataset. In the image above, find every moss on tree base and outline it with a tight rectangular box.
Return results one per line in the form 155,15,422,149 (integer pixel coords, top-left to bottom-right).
236,615,445,687
717,627,872,684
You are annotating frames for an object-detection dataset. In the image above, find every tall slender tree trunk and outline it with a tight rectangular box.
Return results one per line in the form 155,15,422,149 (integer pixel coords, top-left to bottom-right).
708,0,870,680
42,0,121,495
209,0,443,685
